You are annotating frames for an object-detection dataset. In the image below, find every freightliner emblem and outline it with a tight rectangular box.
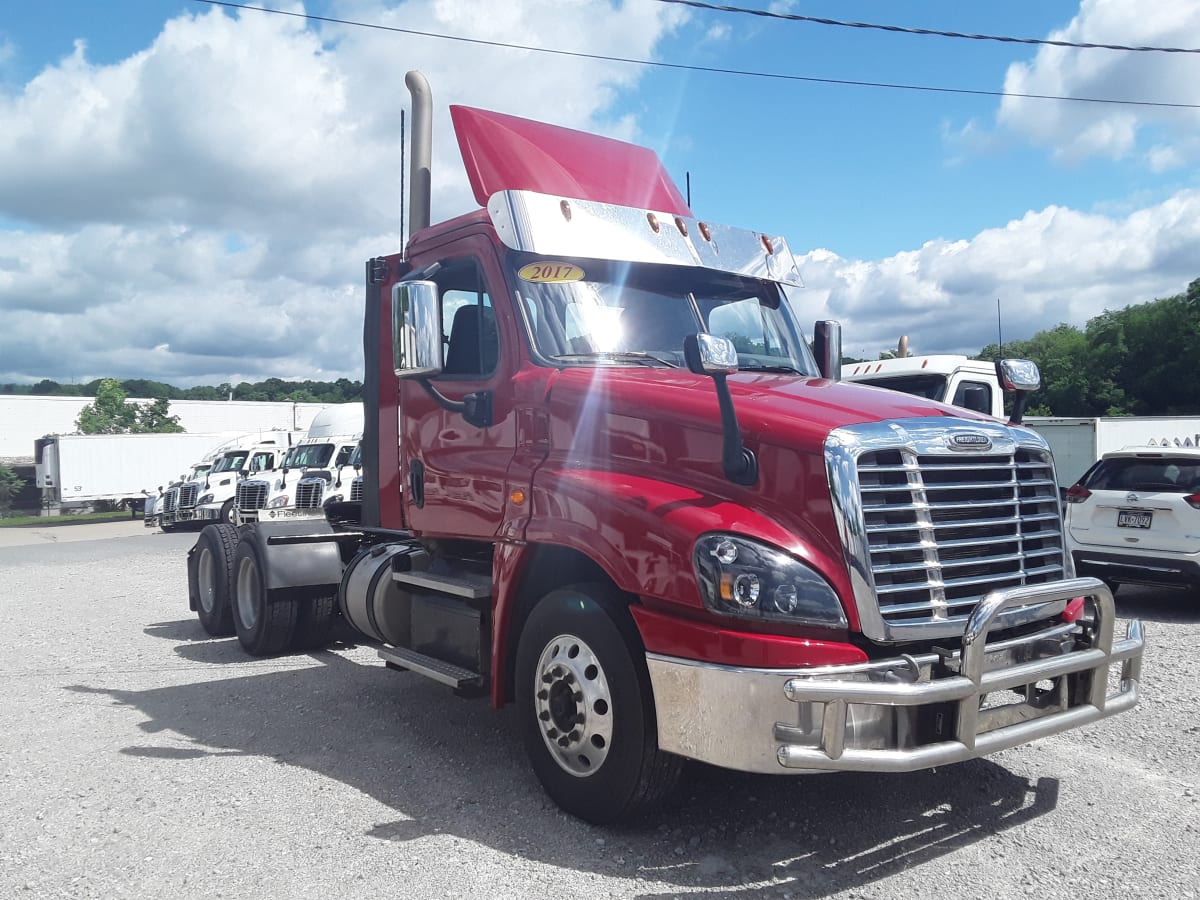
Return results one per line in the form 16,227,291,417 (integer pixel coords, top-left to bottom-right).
948,433,992,451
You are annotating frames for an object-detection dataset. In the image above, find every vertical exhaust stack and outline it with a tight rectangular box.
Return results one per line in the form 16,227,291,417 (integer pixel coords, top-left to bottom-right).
405,70,432,236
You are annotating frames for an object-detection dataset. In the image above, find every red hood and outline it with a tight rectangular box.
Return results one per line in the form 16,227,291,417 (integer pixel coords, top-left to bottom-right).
546,368,985,452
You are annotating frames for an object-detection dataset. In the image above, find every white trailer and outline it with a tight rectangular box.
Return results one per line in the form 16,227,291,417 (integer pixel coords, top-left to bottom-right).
34,432,240,510
1025,416,1200,489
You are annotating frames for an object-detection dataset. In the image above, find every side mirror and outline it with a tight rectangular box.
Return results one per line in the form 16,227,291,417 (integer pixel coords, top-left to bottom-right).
812,320,842,380
996,358,1041,392
995,358,1041,425
683,333,738,375
392,281,443,378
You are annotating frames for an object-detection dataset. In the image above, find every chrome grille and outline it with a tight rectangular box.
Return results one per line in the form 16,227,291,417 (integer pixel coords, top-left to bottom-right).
178,483,199,509
350,476,363,502
237,481,269,511
295,479,324,509
161,487,178,513
828,419,1068,642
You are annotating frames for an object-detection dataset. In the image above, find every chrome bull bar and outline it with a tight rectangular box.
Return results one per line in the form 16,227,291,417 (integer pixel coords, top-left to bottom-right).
776,577,1144,772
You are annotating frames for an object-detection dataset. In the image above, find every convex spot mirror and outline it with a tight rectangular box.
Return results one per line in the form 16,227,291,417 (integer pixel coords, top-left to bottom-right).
996,358,1041,392
392,281,443,378
684,333,739,376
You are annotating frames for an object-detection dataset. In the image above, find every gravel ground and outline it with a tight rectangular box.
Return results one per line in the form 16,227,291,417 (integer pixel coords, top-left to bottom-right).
0,522,1196,899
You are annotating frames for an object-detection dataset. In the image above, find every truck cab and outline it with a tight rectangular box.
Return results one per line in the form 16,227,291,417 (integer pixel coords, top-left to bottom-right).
843,355,1004,418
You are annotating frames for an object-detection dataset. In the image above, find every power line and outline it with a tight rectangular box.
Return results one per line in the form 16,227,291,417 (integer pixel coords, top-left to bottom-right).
190,0,1200,110
654,0,1200,55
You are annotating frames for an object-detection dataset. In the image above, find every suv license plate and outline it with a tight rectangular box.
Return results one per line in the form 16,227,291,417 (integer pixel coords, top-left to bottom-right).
1117,510,1152,529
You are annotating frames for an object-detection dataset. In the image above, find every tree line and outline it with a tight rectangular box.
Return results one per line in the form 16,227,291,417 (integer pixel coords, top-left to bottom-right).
975,277,1199,417
0,376,364,404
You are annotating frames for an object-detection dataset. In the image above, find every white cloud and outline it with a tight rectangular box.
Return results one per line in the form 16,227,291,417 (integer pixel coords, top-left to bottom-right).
797,189,1200,359
0,0,686,385
998,0,1200,164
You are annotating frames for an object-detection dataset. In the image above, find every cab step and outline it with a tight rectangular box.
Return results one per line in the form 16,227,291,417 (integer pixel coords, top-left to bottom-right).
393,568,492,600
377,645,483,690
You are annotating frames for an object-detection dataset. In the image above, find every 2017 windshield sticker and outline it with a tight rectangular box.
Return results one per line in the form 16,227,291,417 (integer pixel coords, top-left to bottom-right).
518,262,585,283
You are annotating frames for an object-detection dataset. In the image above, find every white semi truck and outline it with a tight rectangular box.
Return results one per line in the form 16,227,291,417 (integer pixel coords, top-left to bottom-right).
843,355,1005,418
234,405,363,525
145,442,228,528
188,431,304,527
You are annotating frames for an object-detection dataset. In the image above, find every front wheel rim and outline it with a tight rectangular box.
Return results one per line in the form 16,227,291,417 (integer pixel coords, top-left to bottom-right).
533,633,614,777
236,556,260,630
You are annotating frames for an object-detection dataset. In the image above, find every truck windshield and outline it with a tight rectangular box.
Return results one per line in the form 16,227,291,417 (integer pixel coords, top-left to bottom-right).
212,452,248,474
512,256,818,374
854,373,948,402
289,443,334,468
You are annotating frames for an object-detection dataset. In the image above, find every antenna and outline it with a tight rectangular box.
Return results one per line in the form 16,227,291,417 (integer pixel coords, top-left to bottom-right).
400,108,406,253
686,171,691,208
996,298,1003,357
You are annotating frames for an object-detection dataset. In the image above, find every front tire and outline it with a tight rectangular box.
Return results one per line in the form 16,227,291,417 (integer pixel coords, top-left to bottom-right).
515,583,682,824
220,499,236,527
232,537,297,656
187,524,238,636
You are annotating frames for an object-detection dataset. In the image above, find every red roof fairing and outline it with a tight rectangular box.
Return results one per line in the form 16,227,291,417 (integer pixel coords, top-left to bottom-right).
450,105,692,216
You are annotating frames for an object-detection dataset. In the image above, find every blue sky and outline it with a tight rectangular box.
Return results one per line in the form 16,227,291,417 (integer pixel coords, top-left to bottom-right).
1,1,1198,384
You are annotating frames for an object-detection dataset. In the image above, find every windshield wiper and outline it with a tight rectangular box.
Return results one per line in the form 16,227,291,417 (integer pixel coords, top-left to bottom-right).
736,364,804,374
553,351,678,368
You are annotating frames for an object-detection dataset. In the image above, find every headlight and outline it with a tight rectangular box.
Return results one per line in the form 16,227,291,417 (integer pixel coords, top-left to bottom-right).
197,493,213,506
268,495,290,508
693,534,847,628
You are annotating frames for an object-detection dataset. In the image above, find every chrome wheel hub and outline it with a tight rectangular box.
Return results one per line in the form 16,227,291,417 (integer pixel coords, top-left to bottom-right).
533,633,613,777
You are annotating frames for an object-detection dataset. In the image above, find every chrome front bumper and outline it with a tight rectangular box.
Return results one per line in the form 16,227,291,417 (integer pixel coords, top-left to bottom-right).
646,578,1144,774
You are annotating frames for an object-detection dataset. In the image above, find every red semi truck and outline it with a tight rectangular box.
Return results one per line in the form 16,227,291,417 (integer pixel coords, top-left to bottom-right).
187,71,1144,824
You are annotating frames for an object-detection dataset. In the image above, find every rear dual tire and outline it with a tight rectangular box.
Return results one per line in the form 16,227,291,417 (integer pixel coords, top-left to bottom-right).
188,524,238,637
231,535,336,656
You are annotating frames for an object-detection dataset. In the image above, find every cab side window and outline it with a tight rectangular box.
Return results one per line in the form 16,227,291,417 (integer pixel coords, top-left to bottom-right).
952,380,993,415
436,259,497,378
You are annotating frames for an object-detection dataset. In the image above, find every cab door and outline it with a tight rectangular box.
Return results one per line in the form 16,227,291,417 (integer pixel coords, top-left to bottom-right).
398,240,519,540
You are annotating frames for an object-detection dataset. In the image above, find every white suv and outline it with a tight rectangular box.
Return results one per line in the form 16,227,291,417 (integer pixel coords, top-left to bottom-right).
1065,447,1200,594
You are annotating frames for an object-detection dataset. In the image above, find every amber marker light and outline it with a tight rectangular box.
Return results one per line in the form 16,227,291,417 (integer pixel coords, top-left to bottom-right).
509,489,527,505
674,216,688,236
560,200,572,221
760,235,775,255
647,212,661,233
